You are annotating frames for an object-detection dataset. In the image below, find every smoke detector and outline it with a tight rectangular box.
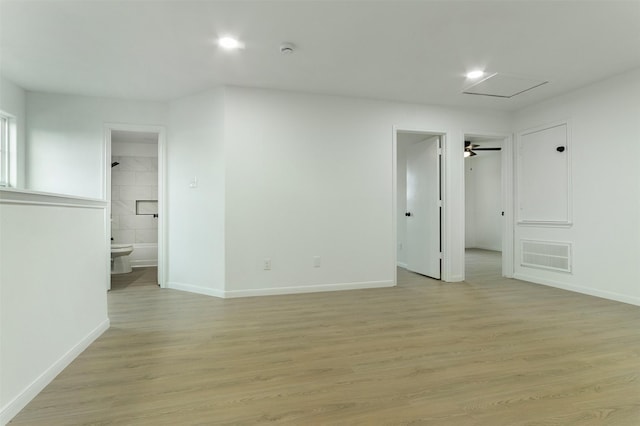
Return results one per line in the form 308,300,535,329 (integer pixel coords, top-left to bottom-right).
280,42,295,54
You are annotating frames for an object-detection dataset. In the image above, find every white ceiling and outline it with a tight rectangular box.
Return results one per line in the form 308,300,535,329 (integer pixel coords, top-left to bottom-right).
1,1,639,111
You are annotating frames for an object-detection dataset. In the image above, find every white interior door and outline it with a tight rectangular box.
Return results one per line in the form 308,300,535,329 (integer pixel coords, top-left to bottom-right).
406,136,441,279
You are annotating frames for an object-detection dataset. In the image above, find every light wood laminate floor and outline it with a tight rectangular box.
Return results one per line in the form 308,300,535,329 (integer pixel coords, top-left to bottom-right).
109,266,158,291
11,252,640,425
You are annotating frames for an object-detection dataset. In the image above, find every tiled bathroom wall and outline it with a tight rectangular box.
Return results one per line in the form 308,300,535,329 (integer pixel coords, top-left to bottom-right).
111,156,158,244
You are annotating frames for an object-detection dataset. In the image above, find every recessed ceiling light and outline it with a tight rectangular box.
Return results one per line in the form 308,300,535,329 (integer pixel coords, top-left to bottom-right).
466,70,485,79
218,36,243,50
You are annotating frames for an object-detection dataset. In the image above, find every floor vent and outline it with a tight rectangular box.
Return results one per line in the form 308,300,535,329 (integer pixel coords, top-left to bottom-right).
521,240,571,273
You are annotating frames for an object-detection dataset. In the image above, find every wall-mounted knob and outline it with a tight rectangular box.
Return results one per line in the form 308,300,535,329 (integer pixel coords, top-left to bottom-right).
556,146,566,152
405,212,412,217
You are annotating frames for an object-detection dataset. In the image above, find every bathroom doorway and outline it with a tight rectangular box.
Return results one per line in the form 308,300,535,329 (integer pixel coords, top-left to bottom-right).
105,124,166,291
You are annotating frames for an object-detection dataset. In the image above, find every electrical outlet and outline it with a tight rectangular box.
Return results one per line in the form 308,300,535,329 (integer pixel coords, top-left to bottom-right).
263,258,271,270
313,256,321,268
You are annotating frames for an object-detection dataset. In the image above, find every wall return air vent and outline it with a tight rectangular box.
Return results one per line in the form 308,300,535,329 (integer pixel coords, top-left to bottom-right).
463,73,548,98
521,240,571,273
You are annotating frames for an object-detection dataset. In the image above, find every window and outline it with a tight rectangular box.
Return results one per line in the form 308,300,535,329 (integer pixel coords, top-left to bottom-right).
0,114,9,187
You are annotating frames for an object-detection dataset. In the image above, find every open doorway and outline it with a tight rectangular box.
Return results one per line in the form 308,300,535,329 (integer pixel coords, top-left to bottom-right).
396,130,444,282
464,134,510,281
105,125,166,291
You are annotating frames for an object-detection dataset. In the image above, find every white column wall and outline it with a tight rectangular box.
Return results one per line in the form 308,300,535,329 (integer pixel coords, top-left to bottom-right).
166,88,226,296
512,68,640,305
0,191,109,424
223,86,510,294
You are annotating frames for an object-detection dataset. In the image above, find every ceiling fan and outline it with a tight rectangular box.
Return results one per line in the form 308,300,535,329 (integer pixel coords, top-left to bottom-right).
465,141,501,157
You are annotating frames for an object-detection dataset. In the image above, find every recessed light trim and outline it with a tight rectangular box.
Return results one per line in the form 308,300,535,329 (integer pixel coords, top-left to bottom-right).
466,70,485,79
218,36,244,50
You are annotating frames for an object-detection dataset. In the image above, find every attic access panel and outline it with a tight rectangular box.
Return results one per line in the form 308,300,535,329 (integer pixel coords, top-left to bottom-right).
463,73,548,98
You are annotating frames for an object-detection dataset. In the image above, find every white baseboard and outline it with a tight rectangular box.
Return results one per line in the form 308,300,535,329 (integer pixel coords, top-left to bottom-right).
0,319,110,425
223,280,395,298
467,246,502,253
396,262,408,268
513,273,640,307
167,281,225,298
167,280,395,299
447,274,464,282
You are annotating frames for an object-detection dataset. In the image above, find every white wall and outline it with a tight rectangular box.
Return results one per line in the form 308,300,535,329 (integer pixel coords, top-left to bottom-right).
0,76,26,188
222,86,510,294
512,68,640,305
465,149,502,251
167,88,226,296
0,190,109,424
26,92,168,199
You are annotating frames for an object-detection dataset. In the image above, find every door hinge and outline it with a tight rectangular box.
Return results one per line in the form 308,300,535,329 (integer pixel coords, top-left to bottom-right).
439,252,443,259
437,200,442,208
437,147,443,156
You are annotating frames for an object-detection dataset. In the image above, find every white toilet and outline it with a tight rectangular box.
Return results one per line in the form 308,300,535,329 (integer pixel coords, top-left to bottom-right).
111,243,134,274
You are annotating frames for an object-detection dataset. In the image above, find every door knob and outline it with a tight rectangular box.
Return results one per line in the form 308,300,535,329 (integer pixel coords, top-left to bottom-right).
405,212,412,217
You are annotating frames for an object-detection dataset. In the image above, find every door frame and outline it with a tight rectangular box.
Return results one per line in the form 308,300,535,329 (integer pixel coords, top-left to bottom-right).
393,126,448,284
103,123,168,289
462,131,514,278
